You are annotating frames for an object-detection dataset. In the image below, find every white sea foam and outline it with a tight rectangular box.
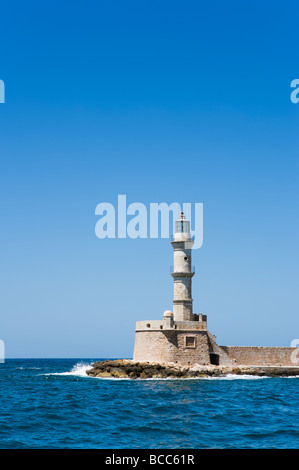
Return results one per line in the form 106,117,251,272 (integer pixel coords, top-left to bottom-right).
41,365,299,381
205,374,269,380
146,374,269,381
92,374,269,381
207,374,299,380
42,362,93,377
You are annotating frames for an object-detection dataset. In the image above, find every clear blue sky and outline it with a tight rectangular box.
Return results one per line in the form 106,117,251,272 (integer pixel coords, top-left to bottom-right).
0,1,298,357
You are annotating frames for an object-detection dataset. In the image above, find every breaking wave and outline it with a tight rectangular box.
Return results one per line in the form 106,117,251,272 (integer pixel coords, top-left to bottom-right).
42,362,93,377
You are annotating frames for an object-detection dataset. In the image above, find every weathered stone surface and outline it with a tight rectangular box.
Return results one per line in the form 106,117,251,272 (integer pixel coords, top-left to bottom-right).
86,360,299,380
133,327,298,368
220,346,297,367
133,329,211,365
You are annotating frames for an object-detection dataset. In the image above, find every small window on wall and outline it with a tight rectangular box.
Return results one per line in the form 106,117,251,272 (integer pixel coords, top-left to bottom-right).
185,336,196,348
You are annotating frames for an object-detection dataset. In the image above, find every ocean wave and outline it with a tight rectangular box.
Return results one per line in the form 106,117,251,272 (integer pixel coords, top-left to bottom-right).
42,362,93,378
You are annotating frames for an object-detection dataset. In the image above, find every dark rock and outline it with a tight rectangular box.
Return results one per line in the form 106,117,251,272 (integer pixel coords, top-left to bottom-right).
85,360,299,380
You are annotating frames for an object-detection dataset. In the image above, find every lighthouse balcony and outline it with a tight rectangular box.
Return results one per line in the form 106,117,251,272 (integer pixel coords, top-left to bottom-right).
170,266,195,276
171,235,195,242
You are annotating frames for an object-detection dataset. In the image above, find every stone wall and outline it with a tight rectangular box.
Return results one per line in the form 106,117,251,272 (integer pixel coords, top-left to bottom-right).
133,327,297,367
220,346,296,366
133,330,211,366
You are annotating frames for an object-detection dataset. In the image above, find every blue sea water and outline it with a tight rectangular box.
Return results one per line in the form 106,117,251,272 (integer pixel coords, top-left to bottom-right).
0,358,298,449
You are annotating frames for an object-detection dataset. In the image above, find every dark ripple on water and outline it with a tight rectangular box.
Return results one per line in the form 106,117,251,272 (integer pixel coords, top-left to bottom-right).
0,359,298,448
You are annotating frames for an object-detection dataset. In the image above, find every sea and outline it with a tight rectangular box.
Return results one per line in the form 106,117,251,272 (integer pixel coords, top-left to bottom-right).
0,358,298,449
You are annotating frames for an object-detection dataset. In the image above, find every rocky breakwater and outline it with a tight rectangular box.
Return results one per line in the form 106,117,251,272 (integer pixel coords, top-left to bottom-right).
86,360,299,379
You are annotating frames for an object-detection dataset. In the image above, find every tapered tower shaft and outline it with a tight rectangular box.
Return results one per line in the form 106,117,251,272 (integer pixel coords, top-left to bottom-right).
171,212,194,321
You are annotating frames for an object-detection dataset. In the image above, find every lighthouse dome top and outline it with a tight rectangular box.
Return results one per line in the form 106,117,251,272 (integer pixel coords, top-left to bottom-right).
173,211,192,242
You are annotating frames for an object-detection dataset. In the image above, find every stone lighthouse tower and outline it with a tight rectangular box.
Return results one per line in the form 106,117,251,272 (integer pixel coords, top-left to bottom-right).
133,209,211,366
171,212,194,321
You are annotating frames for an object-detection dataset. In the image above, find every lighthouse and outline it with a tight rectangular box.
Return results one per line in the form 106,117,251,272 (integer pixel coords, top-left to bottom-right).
133,209,211,366
171,212,194,322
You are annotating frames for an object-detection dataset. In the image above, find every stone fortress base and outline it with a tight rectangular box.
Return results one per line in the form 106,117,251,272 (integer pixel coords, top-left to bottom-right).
133,311,296,367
